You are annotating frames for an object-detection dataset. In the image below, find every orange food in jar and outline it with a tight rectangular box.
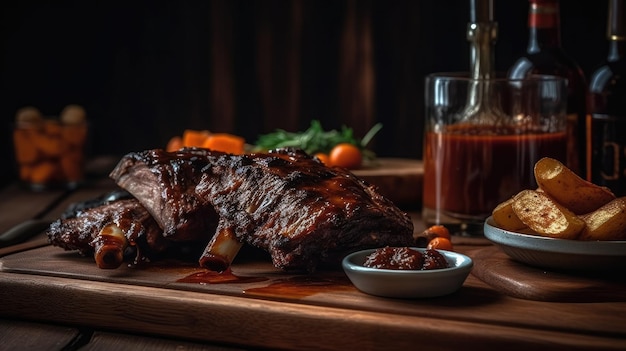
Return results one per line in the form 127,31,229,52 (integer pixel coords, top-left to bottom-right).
13,128,39,164
13,110,88,188
19,164,33,182
61,151,83,181
36,133,63,157
61,123,88,147
43,120,62,136
29,161,59,184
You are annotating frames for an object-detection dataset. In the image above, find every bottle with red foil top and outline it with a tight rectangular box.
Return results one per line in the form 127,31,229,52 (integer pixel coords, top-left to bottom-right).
587,0,626,196
508,0,587,177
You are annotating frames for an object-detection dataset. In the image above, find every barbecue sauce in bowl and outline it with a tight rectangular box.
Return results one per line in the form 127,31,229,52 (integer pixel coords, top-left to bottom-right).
342,247,473,298
363,247,449,270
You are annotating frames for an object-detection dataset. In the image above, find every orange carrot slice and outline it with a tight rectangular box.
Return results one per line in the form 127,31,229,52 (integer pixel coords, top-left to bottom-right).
202,133,245,154
166,136,184,152
182,129,210,147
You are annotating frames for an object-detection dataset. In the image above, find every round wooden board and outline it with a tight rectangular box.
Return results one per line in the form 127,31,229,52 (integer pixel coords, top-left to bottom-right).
470,246,626,302
352,158,423,207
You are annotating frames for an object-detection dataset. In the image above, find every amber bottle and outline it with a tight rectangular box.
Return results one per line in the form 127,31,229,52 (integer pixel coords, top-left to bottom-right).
587,0,626,196
508,0,587,177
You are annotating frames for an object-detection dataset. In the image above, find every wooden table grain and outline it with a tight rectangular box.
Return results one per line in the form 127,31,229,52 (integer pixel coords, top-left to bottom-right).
0,157,625,350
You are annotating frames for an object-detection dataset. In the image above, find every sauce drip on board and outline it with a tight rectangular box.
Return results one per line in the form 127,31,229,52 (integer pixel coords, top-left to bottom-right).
244,274,355,299
176,268,267,285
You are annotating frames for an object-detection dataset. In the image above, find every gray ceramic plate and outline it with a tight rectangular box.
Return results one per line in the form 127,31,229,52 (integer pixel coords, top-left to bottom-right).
484,216,626,271
342,248,473,298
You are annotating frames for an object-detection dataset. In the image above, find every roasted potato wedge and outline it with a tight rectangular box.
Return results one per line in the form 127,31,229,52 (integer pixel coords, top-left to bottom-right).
492,197,527,231
511,189,585,240
580,197,626,241
534,157,615,214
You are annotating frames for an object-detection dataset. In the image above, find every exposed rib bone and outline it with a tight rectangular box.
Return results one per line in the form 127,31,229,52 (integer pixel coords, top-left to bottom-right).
92,224,128,269
199,221,243,272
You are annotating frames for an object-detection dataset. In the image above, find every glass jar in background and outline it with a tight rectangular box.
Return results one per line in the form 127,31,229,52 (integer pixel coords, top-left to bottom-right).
13,105,88,191
422,73,568,236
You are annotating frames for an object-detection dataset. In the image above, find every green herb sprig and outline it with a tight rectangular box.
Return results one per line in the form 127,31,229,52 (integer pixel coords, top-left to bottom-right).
253,120,382,160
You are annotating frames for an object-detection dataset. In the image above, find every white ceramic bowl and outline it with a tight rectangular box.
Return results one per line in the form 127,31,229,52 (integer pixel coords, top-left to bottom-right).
484,216,626,271
342,247,473,298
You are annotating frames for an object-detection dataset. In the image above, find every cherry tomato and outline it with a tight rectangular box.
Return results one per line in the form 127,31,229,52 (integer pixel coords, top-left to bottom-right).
314,153,330,166
427,237,454,251
426,225,451,240
329,143,362,169
415,225,452,247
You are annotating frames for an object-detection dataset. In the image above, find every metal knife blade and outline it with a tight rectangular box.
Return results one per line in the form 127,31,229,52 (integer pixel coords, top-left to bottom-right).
0,219,52,248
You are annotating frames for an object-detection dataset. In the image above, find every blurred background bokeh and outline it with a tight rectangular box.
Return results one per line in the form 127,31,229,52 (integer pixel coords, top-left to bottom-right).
0,0,606,187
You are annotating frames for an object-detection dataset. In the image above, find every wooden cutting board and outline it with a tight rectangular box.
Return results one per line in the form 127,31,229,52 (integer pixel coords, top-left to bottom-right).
352,158,422,207
470,246,626,302
0,244,374,302
3,244,626,350
6,243,624,305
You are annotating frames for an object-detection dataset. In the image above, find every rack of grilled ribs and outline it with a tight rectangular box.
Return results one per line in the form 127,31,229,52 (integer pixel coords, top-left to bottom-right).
48,147,415,272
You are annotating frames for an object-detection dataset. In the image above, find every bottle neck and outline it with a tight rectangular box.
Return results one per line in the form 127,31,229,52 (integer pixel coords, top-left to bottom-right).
607,40,626,62
607,0,626,61
527,1,561,53
467,22,498,79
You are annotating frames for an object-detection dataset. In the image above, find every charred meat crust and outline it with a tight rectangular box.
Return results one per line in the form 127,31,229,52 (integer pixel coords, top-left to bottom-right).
110,147,414,271
46,198,169,261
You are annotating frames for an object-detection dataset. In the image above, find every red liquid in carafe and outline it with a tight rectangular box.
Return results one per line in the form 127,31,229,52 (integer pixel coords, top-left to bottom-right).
423,125,567,217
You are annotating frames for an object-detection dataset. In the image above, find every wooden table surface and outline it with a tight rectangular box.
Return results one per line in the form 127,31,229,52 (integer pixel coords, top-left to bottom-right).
1,157,625,351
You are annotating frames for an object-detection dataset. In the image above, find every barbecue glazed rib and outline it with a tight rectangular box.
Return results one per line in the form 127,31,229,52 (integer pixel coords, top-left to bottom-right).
46,196,170,268
110,147,414,272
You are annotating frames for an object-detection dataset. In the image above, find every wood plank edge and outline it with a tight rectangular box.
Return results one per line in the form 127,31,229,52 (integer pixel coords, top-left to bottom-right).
0,274,623,350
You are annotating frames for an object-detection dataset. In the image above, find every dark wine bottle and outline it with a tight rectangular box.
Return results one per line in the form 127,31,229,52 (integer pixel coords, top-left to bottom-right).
507,0,587,177
587,0,626,196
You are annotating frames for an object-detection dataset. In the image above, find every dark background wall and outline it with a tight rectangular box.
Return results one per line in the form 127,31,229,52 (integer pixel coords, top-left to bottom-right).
0,0,607,187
